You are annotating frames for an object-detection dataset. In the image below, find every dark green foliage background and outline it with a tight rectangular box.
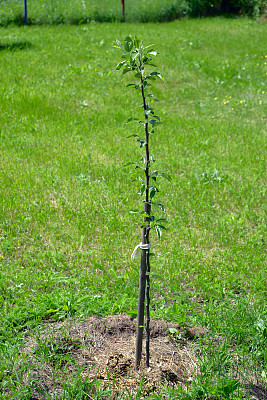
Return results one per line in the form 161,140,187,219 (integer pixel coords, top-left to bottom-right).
187,0,265,16
0,0,265,26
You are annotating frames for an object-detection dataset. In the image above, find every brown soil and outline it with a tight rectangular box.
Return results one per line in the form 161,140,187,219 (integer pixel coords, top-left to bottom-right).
18,315,266,399
21,315,206,399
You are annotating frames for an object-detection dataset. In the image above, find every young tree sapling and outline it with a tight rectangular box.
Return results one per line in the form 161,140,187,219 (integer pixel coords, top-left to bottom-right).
114,36,170,370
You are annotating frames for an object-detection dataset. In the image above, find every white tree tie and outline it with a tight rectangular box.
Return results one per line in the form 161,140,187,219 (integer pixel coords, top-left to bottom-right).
131,242,151,262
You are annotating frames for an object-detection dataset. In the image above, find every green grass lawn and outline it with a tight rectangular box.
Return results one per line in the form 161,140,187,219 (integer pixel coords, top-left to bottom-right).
0,17,266,399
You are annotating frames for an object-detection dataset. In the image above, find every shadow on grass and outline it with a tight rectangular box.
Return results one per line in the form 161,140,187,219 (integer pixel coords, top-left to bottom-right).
0,12,118,26
0,41,32,52
243,383,267,400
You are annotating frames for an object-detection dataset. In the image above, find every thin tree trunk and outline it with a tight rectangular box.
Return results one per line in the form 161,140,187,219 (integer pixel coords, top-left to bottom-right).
135,210,149,370
135,74,151,370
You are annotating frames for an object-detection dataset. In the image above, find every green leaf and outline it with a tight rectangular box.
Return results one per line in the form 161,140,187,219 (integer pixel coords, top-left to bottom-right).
133,37,141,48
145,61,157,67
144,43,155,50
148,94,159,103
150,71,164,81
148,119,162,126
149,186,159,192
150,190,156,199
122,67,132,74
126,83,139,90
157,224,167,230
122,161,136,168
137,139,146,147
123,36,134,53
160,172,172,181
155,203,166,213
132,176,144,183
127,134,139,139
155,225,162,238
143,80,150,88
145,72,163,81
115,61,126,71
169,327,178,334
130,51,139,63
113,39,122,50
140,157,146,164
145,74,156,81
150,171,159,178
127,117,140,123
141,184,146,194
140,223,150,228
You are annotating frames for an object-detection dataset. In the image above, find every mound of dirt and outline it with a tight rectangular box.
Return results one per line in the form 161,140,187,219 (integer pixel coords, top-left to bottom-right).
5,315,263,399
21,315,204,398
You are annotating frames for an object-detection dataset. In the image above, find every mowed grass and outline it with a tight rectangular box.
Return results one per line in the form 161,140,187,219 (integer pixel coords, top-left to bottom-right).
0,18,266,399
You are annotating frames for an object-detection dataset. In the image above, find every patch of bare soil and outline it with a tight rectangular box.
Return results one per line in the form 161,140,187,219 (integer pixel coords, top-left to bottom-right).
21,315,206,399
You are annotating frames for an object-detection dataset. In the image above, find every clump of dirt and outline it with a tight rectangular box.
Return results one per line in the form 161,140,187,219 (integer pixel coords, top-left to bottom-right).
21,315,209,399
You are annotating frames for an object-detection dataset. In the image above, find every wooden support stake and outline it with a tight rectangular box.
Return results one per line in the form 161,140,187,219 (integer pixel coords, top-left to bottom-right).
121,0,125,22
23,0,28,24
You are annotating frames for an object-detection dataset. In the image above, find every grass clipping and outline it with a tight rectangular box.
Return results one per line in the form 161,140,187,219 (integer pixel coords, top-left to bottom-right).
21,315,206,398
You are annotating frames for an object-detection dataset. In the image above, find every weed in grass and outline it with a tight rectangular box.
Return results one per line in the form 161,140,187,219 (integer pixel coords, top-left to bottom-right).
34,335,80,367
60,375,114,400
